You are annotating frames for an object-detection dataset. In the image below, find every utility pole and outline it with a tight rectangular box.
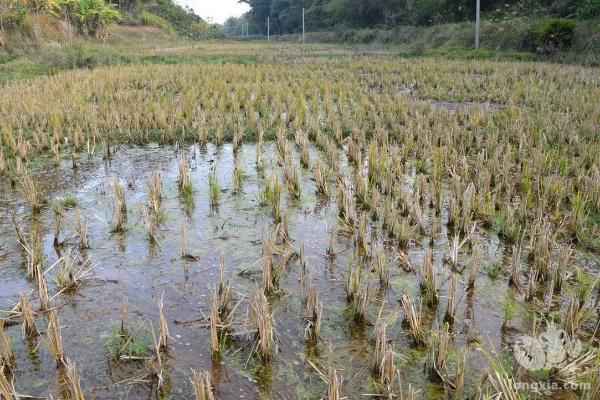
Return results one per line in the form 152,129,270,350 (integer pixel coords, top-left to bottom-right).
267,16,270,41
475,0,480,49
302,8,305,44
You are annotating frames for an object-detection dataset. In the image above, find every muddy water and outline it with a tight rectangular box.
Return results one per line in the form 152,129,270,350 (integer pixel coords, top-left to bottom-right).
0,143,597,399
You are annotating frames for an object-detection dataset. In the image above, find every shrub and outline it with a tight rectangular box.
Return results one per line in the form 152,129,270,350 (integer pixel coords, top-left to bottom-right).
105,325,151,361
527,18,577,54
50,0,121,37
145,0,216,39
577,0,600,19
354,29,377,43
140,11,173,33
0,4,27,31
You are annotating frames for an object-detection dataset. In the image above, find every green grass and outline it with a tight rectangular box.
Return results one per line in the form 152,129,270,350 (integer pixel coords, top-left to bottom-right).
284,16,600,65
105,325,151,361
0,58,54,83
502,294,517,324
416,47,537,62
140,11,175,34
139,54,257,65
0,43,257,84
589,211,600,227
56,194,78,209
0,54,18,64
484,263,503,280
209,169,220,208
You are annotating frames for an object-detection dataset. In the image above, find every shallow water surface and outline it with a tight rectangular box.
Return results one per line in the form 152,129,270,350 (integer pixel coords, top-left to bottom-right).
0,143,597,399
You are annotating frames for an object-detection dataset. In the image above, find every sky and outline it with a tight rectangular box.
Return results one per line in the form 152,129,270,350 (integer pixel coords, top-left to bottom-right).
178,0,250,24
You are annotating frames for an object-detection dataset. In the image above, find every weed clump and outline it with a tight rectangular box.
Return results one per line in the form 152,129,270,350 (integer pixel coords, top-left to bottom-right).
191,370,215,400
249,288,274,362
208,166,220,209
304,286,322,343
111,179,127,233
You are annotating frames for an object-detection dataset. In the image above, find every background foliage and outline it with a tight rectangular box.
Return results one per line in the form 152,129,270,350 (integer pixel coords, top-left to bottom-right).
0,0,222,39
230,0,599,35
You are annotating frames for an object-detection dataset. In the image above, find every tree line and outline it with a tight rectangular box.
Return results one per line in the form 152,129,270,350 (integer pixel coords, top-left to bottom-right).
225,0,600,36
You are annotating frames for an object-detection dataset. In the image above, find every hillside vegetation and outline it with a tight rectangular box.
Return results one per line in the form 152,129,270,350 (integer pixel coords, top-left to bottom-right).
227,0,600,62
269,17,600,64
0,0,219,52
0,0,229,82
235,0,600,34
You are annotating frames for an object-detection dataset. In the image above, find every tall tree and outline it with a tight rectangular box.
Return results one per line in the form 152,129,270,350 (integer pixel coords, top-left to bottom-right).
240,0,272,34
236,0,591,36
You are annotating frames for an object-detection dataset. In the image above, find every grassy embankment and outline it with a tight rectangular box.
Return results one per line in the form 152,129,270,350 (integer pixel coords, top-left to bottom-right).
2,13,600,84
0,18,261,83
271,17,600,64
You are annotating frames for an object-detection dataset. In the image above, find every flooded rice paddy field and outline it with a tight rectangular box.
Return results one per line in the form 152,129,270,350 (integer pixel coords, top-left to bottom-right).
1,142,599,399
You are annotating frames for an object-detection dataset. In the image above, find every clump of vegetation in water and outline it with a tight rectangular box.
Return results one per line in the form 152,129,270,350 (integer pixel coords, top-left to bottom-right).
191,369,215,400
208,166,220,209
178,157,194,208
106,324,151,361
